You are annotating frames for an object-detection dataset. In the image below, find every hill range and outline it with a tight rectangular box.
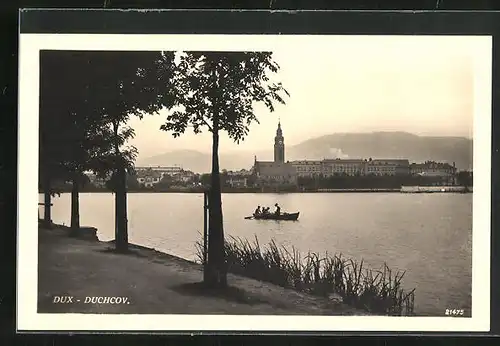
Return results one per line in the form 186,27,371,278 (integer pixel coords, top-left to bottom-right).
137,131,473,174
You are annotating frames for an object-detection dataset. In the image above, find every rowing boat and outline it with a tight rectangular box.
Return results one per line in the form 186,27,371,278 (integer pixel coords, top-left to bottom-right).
245,212,300,221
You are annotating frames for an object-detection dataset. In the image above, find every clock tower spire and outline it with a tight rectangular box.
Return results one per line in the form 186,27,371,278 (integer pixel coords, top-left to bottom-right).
274,120,285,163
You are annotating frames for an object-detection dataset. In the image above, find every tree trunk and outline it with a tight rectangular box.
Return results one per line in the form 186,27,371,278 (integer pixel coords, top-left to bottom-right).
115,165,128,252
112,121,128,253
70,175,80,235
43,174,52,228
205,114,227,288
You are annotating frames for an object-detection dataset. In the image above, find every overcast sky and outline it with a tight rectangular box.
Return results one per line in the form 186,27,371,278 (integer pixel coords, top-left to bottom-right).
128,36,477,161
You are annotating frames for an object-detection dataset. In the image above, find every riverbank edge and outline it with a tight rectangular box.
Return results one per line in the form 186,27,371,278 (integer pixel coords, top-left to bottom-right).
39,188,473,194
38,222,369,316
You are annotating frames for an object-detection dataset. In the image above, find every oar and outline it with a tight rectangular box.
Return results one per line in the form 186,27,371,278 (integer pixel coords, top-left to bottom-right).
244,215,254,220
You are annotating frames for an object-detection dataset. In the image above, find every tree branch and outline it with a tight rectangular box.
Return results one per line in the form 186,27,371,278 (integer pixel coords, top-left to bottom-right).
201,117,213,132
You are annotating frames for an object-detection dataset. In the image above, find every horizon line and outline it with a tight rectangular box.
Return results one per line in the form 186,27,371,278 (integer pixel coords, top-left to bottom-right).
137,130,473,159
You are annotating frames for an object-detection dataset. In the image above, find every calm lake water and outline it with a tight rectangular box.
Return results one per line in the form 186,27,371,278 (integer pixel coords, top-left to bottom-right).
42,192,472,316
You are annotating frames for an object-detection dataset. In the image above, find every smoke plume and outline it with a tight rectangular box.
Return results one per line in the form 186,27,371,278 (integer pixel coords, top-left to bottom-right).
328,147,349,159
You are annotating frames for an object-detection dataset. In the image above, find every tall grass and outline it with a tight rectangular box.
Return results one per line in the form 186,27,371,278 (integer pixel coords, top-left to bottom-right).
195,235,415,316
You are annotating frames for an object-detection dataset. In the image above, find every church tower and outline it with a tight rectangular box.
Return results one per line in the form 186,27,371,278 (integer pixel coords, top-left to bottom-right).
274,120,285,163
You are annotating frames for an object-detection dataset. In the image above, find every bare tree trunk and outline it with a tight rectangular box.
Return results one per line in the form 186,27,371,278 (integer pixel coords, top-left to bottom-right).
114,170,120,244
70,175,80,235
112,121,128,253
205,112,227,288
43,173,52,228
115,164,128,252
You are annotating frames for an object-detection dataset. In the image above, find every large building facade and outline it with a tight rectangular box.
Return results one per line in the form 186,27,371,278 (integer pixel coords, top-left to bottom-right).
134,166,195,187
290,158,410,178
409,161,457,185
135,165,183,176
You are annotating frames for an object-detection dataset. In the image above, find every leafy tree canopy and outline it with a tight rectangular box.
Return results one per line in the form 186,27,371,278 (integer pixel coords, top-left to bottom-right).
44,51,180,178
160,51,289,141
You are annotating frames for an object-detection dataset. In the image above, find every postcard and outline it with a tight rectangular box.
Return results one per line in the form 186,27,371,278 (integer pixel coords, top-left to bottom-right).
17,9,492,333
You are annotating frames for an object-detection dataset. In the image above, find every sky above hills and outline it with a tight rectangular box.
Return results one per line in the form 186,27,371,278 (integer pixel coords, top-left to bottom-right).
128,35,480,161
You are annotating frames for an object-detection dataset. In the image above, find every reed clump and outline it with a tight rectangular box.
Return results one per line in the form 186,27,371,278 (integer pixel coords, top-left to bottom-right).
195,235,415,316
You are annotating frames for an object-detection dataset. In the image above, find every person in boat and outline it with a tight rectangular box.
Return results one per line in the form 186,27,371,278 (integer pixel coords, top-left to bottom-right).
274,203,281,216
254,206,261,217
262,207,270,215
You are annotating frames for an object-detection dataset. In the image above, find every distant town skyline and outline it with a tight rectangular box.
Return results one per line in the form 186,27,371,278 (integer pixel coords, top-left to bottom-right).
128,35,478,161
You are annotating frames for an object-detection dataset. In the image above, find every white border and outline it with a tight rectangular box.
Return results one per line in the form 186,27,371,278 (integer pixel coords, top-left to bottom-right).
17,34,492,332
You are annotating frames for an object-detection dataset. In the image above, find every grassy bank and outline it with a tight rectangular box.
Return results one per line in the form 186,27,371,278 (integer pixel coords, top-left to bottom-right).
196,236,415,316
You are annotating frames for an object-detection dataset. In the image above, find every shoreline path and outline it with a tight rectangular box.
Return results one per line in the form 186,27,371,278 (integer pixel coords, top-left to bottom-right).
37,225,367,316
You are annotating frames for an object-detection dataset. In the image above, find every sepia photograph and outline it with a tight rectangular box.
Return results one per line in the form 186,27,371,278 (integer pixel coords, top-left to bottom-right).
18,32,491,332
